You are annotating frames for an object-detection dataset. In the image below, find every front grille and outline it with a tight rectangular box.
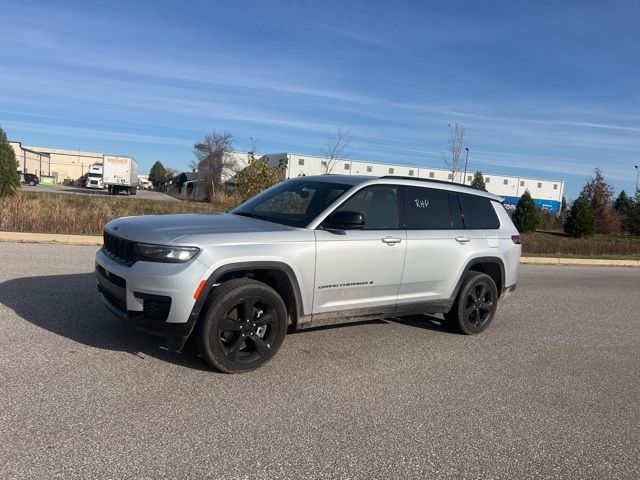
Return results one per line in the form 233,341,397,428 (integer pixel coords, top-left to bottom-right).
98,284,127,313
103,231,136,265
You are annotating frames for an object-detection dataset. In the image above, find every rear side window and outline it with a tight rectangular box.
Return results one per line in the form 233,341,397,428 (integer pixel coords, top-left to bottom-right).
403,186,453,229
458,193,500,229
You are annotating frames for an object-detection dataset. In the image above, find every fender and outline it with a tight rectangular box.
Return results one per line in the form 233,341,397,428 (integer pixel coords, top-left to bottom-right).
188,260,304,325
450,256,506,301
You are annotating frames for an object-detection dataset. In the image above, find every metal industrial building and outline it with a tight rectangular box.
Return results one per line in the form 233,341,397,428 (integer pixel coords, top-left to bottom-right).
263,152,565,213
10,141,103,183
8,138,564,213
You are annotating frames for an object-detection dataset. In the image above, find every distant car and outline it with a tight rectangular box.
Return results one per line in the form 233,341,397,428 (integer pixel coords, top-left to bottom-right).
22,173,39,186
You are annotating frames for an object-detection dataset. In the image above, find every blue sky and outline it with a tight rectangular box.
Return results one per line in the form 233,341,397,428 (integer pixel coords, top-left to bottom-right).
1,0,639,199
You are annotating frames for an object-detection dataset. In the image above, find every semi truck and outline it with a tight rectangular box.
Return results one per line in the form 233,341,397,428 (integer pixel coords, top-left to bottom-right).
103,155,138,195
87,163,104,189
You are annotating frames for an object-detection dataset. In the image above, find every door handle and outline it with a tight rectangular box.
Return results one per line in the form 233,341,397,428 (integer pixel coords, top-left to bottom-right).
381,236,402,245
455,236,471,244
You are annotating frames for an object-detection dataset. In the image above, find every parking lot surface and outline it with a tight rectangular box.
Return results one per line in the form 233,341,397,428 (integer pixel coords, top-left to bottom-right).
21,184,178,201
1,242,639,479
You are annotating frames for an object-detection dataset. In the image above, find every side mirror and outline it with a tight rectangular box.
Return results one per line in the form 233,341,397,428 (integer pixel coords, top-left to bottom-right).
325,210,365,230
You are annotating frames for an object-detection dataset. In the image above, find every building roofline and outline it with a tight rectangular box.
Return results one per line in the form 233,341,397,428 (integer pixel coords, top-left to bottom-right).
268,151,565,184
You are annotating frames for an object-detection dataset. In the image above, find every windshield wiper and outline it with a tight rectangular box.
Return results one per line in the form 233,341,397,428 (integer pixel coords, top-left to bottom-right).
233,211,271,222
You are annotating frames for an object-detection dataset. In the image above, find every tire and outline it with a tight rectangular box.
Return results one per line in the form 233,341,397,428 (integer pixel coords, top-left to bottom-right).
197,278,288,373
444,271,498,335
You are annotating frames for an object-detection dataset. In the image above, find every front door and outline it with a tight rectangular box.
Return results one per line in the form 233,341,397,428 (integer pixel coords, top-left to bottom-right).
313,185,406,314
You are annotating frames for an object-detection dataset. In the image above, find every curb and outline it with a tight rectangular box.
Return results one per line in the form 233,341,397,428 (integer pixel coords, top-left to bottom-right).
1,232,639,267
0,231,102,246
520,256,640,267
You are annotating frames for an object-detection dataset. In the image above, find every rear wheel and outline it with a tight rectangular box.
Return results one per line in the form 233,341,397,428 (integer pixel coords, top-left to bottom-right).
444,272,498,334
197,278,287,373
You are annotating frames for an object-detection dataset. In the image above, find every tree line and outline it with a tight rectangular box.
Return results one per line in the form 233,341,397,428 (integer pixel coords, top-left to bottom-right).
509,167,640,237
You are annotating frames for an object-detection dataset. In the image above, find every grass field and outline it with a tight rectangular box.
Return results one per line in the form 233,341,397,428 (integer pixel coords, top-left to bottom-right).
2,192,640,258
0,191,240,236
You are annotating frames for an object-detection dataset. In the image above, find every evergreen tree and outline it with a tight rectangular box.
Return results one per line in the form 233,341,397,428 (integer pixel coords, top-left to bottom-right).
614,190,633,216
564,194,597,237
0,126,20,196
512,190,539,233
581,167,619,233
148,161,166,187
625,192,640,236
561,196,567,213
469,171,486,190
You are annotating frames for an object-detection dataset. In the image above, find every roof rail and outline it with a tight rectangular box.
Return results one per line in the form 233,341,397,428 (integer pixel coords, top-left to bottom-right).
378,175,487,192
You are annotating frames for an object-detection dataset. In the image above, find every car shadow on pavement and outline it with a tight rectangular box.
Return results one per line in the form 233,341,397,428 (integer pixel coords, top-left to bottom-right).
0,273,456,371
0,272,211,371
389,314,457,333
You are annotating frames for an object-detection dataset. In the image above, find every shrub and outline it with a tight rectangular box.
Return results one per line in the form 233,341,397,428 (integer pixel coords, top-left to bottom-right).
235,154,286,199
564,195,597,238
0,126,20,196
512,190,539,233
470,171,485,190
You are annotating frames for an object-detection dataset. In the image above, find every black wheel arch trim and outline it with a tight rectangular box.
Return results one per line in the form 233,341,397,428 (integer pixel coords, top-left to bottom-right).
182,261,305,342
451,256,506,301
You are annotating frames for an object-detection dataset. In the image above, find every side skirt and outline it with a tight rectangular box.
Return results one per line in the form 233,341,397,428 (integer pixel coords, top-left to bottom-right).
294,298,455,330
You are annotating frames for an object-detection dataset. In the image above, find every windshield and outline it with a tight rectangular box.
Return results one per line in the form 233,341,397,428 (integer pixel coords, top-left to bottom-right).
231,179,353,228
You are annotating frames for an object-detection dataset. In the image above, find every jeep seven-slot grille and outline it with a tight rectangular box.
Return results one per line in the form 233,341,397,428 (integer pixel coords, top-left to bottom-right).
103,231,136,265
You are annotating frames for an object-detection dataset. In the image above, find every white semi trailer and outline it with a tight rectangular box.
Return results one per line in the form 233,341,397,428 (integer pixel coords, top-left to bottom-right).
87,163,104,189
103,155,139,195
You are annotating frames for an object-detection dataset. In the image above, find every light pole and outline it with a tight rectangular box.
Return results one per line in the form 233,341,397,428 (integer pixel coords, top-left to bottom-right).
463,148,469,184
635,165,639,195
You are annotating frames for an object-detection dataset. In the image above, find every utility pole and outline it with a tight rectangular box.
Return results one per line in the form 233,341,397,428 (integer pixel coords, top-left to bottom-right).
463,148,469,184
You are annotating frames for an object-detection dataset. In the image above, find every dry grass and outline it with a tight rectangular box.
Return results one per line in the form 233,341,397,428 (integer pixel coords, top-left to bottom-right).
0,191,241,236
521,231,640,259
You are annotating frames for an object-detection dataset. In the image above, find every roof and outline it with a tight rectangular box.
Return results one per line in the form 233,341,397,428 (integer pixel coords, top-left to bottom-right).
287,174,503,201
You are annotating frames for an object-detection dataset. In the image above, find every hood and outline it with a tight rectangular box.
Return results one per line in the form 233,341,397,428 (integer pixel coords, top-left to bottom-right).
104,212,297,245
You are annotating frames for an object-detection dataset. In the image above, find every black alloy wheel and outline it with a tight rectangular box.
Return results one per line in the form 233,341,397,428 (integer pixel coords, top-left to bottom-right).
217,295,279,364
197,278,287,373
463,281,495,329
444,271,498,334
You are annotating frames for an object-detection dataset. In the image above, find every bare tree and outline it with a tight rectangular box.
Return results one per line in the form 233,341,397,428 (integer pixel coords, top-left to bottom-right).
321,126,352,174
441,123,466,182
193,131,237,199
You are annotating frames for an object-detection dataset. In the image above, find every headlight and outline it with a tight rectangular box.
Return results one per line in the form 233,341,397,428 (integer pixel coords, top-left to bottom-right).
135,244,200,263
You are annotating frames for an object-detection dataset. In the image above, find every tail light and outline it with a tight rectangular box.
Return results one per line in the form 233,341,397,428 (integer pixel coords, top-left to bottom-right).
511,235,521,244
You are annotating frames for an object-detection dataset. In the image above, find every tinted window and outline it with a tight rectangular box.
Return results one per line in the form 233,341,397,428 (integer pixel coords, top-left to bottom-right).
404,186,453,229
232,180,351,228
335,185,399,230
458,193,500,229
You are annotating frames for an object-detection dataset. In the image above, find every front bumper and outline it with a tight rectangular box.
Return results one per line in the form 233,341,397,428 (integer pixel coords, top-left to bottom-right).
95,248,209,347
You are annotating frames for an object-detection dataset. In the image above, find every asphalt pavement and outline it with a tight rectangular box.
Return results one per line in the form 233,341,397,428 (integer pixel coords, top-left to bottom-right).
0,242,638,479
21,184,178,201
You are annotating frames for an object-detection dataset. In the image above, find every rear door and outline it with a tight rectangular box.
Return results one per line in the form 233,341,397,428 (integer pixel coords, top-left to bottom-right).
398,186,471,304
313,185,406,314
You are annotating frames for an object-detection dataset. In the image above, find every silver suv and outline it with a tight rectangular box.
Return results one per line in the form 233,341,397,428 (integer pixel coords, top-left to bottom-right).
96,175,521,373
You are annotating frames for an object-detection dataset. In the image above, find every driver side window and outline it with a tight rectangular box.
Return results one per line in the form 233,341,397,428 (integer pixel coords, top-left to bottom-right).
335,185,399,230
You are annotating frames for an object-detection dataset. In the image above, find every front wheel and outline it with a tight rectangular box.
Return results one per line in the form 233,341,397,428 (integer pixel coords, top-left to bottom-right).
444,271,498,334
197,278,288,373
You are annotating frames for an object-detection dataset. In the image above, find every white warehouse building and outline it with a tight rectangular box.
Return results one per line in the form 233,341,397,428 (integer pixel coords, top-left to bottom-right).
263,152,565,213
